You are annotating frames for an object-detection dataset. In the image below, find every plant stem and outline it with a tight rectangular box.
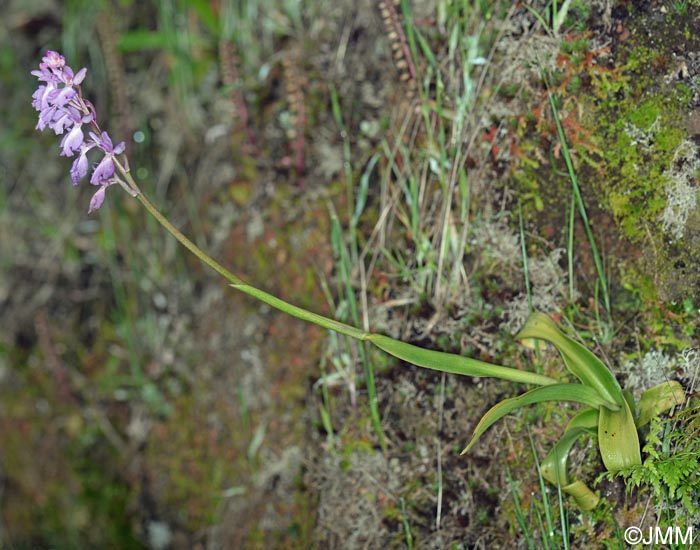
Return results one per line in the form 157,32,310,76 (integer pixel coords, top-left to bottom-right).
121,168,243,285
119,165,368,341
115,164,559,391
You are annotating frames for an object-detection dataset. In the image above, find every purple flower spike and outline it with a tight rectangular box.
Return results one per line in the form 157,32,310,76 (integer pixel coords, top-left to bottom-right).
73,67,87,86
92,130,125,155
31,50,135,212
70,154,88,185
50,85,77,108
71,144,94,185
32,84,55,111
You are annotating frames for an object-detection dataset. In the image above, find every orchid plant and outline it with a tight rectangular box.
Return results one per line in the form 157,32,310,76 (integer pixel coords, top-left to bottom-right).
31,51,685,509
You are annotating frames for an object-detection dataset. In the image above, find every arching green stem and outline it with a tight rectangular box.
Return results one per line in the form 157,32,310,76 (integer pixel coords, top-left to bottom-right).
117,166,557,386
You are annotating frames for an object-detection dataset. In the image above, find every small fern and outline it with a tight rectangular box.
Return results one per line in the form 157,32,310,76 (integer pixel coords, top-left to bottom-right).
601,402,700,516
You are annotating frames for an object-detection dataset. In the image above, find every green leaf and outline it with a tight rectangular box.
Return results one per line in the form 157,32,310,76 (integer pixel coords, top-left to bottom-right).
636,380,685,428
234,286,559,385
461,384,619,454
541,410,600,510
559,480,599,510
367,334,558,386
566,407,599,433
516,313,623,408
598,399,641,471
623,389,636,419
541,423,587,486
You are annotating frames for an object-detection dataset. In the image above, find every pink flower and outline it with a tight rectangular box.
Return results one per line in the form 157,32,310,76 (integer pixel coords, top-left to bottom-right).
31,50,133,212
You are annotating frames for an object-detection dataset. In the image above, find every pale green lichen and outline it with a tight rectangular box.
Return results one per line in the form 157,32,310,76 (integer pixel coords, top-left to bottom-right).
624,115,660,153
621,349,676,399
619,345,698,402
679,347,700,393
661,139,700,241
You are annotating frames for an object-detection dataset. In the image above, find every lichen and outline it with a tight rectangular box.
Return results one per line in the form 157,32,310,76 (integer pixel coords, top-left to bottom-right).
660,139,700,241
620,349,676,400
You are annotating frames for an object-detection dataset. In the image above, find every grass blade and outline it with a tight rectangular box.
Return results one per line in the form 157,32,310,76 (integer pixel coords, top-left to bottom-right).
547,91,611,318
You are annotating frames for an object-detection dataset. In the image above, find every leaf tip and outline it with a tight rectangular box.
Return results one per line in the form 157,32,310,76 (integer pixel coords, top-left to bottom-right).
460,441,474,456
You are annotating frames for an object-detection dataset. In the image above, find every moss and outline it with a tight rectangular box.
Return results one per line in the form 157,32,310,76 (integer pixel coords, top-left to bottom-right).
595,95,685,240
146,393,241,532
505,5,700,313
582,18,700,302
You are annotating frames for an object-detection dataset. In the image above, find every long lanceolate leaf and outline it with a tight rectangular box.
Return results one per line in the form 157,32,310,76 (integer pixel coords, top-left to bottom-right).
232,284,560,385
368,334,558,386
516,313,623,408
461,384,619,455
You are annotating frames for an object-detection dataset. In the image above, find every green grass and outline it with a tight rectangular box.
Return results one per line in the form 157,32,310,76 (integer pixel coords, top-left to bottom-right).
547,87,611,330
328,86,385,449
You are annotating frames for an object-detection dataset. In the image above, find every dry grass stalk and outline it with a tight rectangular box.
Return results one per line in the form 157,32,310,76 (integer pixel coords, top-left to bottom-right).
377,0,418,97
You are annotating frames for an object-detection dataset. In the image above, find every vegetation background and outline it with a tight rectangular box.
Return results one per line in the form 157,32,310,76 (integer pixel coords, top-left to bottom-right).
1,0,699,548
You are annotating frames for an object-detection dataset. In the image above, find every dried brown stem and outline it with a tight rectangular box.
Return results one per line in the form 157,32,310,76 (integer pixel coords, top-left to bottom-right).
378,0,418,96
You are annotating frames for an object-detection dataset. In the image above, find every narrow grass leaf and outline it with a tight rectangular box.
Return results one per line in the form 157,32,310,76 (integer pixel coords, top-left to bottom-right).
400,497,413,550
529,431,556,550
353,154,379,226
188,0,219,35
547,91,611,316
118,30,170,52
506,462,535,549
413,27,438,73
